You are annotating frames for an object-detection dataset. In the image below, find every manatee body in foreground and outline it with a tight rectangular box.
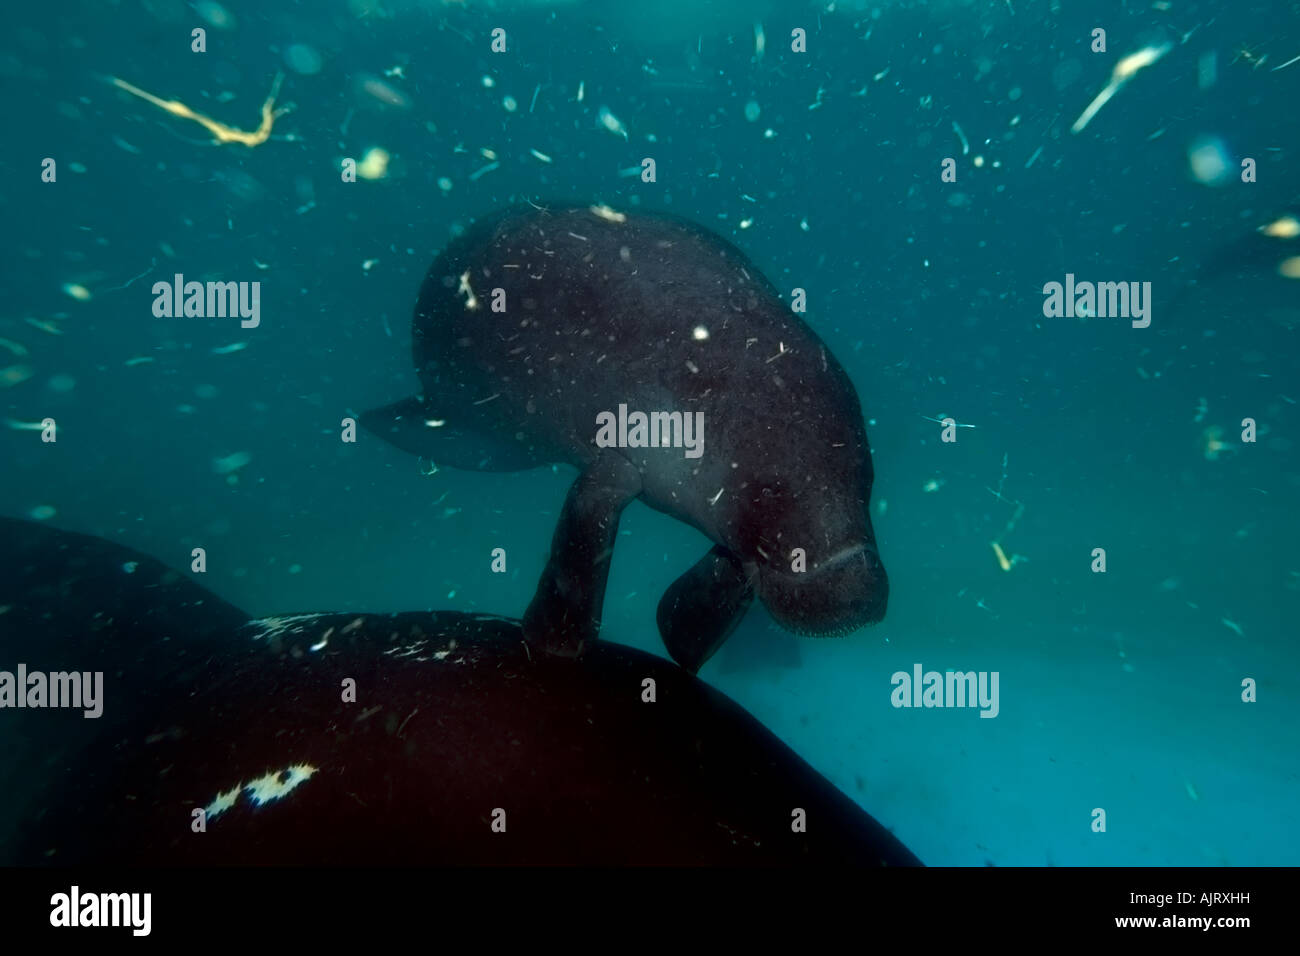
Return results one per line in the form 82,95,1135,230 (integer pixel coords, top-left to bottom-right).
0,517,919,866
363,203,888,673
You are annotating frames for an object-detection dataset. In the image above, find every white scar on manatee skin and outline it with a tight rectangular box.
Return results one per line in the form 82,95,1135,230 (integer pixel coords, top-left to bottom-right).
245,613,328,642
204,763,318,822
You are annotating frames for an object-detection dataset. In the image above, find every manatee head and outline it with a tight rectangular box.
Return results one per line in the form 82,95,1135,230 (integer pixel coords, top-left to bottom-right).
728,472,888,638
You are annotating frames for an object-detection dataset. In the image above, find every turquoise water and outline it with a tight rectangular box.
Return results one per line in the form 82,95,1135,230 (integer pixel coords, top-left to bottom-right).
2,0,1297,865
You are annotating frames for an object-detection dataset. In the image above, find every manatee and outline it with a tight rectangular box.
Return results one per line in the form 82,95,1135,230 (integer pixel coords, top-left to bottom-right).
363,203,888,673
0,517,919,866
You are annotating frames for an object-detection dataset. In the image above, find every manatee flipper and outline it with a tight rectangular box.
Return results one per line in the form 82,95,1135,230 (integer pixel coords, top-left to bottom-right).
360,396,544,472
657,545,755,675
522,453,643,657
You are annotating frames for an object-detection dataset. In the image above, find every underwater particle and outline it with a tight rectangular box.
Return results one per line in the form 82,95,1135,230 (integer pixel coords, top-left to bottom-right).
62,282,92,301
1259,215,1300,238
991,541,1013,572
1200,425,1229,460
692,325,709,341
284,43,322,75
1279,256,1300,279
47,374,76,392
1071,42,1171,133
357,147,390,180
529,148,553,163
1184,779,1200,802
124,356,153,366
212,451,252,475
1220,618,1244,637
922,478,943,493
110,74,288,147
1187,136,1231,185
469,161,499,182
288,563,302,574
362,258,379,272
0,365,33,387
24,318,64,335
598,106,628,139
210,342,247,355
739,218,753,229
122,561,138,574
502,95,518,112
437,177,453,192
590,204,626,223
194,0,235,30
576,80,584,102
357,75,409,109
30,505,57,520
0,337,28,357
744,100,761,122
481,74,495,88
195,384,219,399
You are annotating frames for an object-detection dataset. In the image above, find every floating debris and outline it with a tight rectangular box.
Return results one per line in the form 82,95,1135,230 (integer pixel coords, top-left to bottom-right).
284,44,323,76
212,451,252,475
1221,618,1244,637
1071,43,1172,134
211,342,247,355
468,161,499,182
952,121,970,155
529,148,553,164
358,75,409,109
124,356,155,366
0,338,28,357
598,106,628,139
62,282,92,301
24,317,63,336
110,73,288,147
590,204,626,223
1259,215,1300,239
0,365,33,387
357,147,390,180
991,541,1013,571
1188,136,1231,185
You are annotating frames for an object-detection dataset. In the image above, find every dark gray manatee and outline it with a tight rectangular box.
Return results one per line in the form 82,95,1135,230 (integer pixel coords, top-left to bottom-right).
363,203,887,673
0,517,919,866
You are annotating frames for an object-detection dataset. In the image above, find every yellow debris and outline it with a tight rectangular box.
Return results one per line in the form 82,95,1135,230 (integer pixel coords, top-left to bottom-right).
110,73,288,147
991,541,1013,572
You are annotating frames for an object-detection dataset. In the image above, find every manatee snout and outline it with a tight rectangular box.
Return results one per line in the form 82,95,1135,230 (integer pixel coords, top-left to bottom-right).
758,541,888,637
